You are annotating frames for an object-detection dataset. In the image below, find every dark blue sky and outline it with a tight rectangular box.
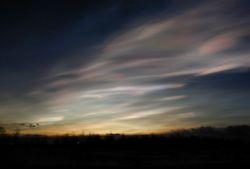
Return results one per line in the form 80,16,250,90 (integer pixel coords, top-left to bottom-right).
0,0,250,134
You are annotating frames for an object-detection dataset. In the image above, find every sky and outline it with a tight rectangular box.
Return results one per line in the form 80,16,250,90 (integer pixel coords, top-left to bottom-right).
0,0,250,135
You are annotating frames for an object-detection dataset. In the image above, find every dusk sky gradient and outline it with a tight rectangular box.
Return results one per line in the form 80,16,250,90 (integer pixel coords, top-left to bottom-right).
0,0,250,134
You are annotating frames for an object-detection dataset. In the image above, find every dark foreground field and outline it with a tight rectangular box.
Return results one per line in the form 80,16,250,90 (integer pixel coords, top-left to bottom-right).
1,125,250,168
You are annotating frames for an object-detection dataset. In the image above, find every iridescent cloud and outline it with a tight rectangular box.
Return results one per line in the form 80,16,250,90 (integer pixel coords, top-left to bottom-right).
0,0,250,134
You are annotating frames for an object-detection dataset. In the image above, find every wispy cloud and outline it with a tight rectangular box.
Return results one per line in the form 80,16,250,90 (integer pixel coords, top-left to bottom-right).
32,0,250,134
1,0,250,134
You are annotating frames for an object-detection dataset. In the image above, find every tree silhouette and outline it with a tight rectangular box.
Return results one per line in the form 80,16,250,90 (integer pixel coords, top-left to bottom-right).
19,123,39,129
0,126,6,134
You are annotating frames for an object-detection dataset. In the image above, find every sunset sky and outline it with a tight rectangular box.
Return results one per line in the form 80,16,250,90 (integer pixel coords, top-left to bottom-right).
0,0,250,135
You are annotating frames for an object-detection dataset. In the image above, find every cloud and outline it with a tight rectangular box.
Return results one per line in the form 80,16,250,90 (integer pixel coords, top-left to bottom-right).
37,116,64,123
198,32,240,55
1,0,250,134
197,63,240,76
32,0,250,133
